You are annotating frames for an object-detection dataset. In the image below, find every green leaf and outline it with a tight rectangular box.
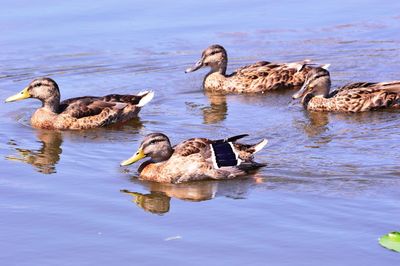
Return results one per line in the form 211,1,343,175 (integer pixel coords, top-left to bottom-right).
379,232,400,252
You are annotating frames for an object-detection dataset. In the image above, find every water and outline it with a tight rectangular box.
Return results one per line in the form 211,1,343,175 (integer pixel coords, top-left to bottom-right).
1,0,400,265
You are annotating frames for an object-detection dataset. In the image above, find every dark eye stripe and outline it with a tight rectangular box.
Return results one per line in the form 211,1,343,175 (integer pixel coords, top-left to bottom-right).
312,74,328,80
208,50,221,56
146,138,164,146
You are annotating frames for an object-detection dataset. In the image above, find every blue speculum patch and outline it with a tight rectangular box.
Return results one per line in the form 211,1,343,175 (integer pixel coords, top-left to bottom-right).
211,142,238,167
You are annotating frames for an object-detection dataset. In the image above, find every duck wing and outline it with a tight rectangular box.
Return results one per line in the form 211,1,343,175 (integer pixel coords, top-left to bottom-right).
55,91,154,129
332,81,400,97
168,135,267,183
59,90,154,117
233,60,312,91
173,134,249,158
98,94,148,105
60,97,127,119
174,138,212,157
374,80,400,93
329,82,378,97
174,134,266,168
331,81,400,111
234,61,277,78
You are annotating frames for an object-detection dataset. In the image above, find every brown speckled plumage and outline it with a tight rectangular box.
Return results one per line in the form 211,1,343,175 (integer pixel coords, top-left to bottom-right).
185,44,322,93
293,68,400,112
122,133,268,183
6,77,154,130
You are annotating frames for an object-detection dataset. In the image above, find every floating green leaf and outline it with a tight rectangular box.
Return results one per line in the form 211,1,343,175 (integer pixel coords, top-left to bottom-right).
379,232,400,252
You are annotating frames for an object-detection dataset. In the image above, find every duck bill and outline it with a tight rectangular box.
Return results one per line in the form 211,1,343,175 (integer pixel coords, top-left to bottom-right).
185,59,203,73
292,81,310,99
5,87,31,103
120,148,146,166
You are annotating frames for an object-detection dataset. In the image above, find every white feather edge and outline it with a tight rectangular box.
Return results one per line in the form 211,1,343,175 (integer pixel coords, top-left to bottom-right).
285,59,312,72
321,63,331,70
136,90,155,107
229,142,242,166
253,139,268,153
210,144,219,169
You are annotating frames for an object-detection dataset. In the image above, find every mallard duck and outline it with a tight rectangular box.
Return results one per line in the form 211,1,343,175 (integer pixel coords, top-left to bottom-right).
292,67,400,112
185,44,328,93
120,133,268,183
5,77,154,130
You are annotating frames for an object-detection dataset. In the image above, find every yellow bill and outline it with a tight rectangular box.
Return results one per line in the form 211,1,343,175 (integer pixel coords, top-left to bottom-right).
120,148,146,166
5,87,31,103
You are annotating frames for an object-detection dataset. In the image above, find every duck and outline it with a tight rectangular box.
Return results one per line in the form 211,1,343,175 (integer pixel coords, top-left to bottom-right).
120,133,268,183
5,77,154,130
185,44,328,93
292,67,400,112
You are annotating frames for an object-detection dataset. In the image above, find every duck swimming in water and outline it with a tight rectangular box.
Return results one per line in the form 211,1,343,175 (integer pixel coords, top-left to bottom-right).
292,67,400,112
5,77,154,130
120,133,268,183
185,44,328,93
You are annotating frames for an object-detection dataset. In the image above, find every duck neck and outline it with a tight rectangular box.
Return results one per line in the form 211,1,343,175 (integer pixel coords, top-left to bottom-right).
314,78,331,98
209,58,228,76
301,93,314,108
218,62,227,75
152,146,174,163
218,57,228,75
42,95,60,113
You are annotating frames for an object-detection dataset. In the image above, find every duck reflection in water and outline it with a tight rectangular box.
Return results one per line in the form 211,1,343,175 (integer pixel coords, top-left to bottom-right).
121,178,257,215
6,130,63,174
121,190,171,215
202,92,228,124
5,117,143,174
302,111,330,138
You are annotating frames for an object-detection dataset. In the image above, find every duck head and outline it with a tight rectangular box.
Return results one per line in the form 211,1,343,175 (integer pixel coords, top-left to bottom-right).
121,133,174,166
292,67,331,101
185,44,228,75
5,77,61,112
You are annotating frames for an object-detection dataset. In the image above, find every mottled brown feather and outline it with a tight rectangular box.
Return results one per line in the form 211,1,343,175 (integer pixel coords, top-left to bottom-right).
187,45,320,93
136,134,267,183
207,62,316,93
7,78,154,130
307,81,400,112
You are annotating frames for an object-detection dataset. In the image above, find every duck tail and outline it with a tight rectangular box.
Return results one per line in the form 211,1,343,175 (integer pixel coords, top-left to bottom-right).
320,63,331,70
288,60,331,72
286,59,312,72
251,139,268,154
136,90,155,107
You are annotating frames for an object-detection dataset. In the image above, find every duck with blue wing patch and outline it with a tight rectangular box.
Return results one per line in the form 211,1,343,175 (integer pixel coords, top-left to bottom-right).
121,133,268,183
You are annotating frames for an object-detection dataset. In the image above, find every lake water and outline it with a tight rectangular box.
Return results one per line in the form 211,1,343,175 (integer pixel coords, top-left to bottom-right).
1,0,400,265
